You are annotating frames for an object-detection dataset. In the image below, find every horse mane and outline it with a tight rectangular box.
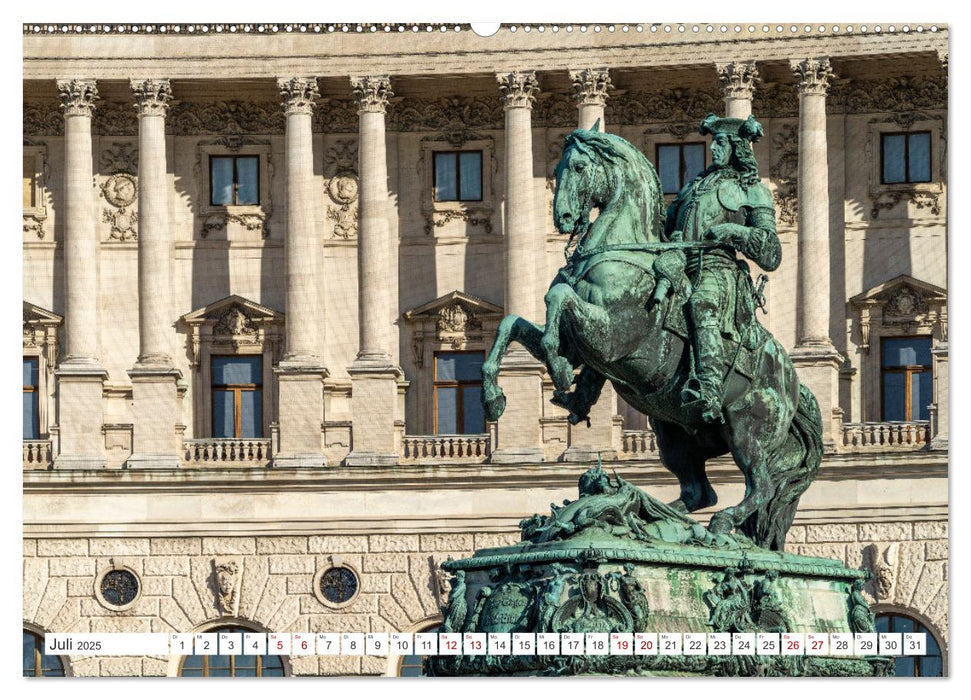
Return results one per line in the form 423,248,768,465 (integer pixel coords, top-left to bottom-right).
564,129,665,241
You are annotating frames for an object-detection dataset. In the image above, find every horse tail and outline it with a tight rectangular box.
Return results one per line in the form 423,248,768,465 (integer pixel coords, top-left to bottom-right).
739,383,823,551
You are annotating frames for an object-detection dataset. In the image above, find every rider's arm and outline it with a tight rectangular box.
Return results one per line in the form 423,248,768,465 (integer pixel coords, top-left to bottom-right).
706,185,781,271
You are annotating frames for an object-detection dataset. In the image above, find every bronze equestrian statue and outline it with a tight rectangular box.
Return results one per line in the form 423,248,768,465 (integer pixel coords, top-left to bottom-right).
481,116,822,551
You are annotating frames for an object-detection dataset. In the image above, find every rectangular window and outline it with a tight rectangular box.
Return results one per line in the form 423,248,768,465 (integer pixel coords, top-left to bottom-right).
211,356,263,438
881,132,932,185
210,155,260,206
881,337,932,421
657,143,706,195
434,352,485,434
434,151,483,202
23,155,36,209
23,357,39,440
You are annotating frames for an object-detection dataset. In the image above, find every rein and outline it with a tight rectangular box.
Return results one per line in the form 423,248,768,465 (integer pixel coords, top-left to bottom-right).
570,240,728,262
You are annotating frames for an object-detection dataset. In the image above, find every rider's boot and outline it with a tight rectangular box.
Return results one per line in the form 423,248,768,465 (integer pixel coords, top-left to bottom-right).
681,323,724,423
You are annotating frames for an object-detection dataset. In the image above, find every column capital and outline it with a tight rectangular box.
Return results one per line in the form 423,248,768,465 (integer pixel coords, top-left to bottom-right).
130,79,173,117
350,75,393,114
56,79,99,117
496,71,540,109
715,61,760,101
790,58,835,96
569,68,612,108
278,77,320,116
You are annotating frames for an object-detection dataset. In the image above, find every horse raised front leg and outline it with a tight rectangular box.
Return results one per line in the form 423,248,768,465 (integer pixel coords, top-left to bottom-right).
542,283,579,392
543,282,615,394
482,314,546,422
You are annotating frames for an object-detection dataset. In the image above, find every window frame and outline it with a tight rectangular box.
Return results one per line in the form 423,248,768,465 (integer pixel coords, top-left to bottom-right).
195,138,273,236
23,356,39,441
880,335,932,422
418,136,497,237
880,131,932,185
177,625,287,677
872,609,946,677
433,350,485,435
22,629,66,677
209,154,261,207
432,150,484,203
867,118,944,219
210,355,264,439
655,141,707,195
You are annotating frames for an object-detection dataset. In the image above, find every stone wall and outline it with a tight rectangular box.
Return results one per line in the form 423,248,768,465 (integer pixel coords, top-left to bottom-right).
23,524,945,676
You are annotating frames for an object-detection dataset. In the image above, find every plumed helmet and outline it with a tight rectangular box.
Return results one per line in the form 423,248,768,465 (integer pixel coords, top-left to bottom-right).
699,113,764,143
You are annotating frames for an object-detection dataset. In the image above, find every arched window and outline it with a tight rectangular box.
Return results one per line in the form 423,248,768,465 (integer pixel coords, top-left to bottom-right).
22,630,65,677
396,623,440,677
875,612,944,677
178,625,286,677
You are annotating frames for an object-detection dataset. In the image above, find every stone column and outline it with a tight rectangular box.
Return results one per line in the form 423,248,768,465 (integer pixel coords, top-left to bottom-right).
125,80,183,470
274,77,328,468
53,79,107,470
715,61,759,119
570,68,612,131
563,68,618,462
491,71,546,464
789,58,843,448
345,75,403,467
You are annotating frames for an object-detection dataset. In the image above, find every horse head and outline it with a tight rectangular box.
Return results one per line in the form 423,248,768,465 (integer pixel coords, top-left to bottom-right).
553,120,665,252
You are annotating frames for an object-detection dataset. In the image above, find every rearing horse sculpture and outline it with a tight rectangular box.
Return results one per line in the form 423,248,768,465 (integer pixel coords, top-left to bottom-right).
481,124,822,551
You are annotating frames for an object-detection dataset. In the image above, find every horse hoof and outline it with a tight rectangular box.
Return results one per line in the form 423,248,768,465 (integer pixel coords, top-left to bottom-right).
708,512,734,535
667,499,690,515
484,393,506,422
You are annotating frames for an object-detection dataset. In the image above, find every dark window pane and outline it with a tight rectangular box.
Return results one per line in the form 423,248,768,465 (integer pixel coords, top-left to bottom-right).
213,356,262,385
883,373,906,421
437,353,483,382
261,666,286,677
657,145,681,194
462,386,485,434
925,628,941,656
882,134,906,183
920,656,943,677
875,616,890,633
236,156,259,204
213,390,235,438
894,616,915,634
683,144,706,186
179,667,203,677
893,656,916,677
211,157,235,205
240,390,262,438
434,153,457,200
459,152,482,200
912,371,931,421
437,387,458,434
24,391,38,440
23,632,36,676
883,338,931,367
23,357,38,386
908,133,931,182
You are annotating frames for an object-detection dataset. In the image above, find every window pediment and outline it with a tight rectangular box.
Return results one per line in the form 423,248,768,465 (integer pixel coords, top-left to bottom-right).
851,275,946,353
403,291,503,366
180,295,284,366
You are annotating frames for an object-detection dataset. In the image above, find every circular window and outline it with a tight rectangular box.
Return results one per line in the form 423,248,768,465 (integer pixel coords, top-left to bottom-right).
96,568,140,610
312,564,361,608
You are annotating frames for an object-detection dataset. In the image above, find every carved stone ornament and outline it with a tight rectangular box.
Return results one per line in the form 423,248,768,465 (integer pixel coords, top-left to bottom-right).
862,543,897,602
100,142,138,175
790,58,835,96
315,99,359,133
102,205,138,241
390,96,505,132
324,138,358,177
213,560,242,616
423,210,493,236
715,61,760,100
57,79,99,117
497,71,540,109
327,176,359,239
570,68,612,107
769,122,799,226
213,304,258,337
437,300,482,336
24,102,64,136
201,213,270,239
870,191,941,219
752,82,799,119
168,100,285,135
535,93,578,128
102,173,137,208
278,77,319,116
131,79,173,117
23,217,45,239
94,102,137,136
842,75,947,114
607,87,723,125
351,75,393,113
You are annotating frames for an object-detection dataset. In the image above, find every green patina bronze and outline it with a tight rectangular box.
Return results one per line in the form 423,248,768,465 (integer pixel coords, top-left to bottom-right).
428,115,887,677
482,114,819,550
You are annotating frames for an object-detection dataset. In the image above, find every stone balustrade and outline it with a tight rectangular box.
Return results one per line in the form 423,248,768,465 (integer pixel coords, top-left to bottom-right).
23,440,52,469
183,438,272,467
619,429,659,458
400,434,491,464
841,421,931,451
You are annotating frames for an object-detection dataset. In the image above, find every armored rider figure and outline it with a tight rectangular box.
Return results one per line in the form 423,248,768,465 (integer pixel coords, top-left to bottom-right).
664,113,781,423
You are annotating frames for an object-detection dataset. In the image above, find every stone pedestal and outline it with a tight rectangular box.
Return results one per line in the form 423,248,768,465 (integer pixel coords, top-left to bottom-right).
53,364,108,470
127,367,183,469
561,388,618,462
345,356,403,466
790,345,843,449
490,349,546,464
273,362,327,468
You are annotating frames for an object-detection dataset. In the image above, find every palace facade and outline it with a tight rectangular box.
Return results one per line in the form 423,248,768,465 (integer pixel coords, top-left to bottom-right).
23,23,947,677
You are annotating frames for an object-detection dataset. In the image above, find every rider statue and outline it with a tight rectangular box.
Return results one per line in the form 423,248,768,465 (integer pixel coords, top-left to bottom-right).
664,113,781,423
